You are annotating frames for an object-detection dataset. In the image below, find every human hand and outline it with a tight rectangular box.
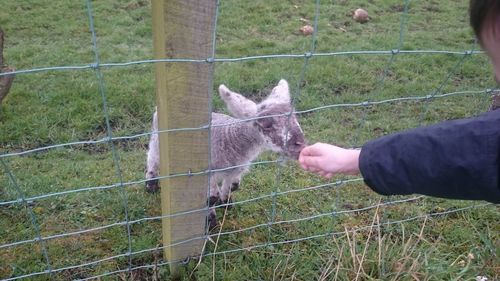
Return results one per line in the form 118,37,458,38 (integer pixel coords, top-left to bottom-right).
298,143,361,178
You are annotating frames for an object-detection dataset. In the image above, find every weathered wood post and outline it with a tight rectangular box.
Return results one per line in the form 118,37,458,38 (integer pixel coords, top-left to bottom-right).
151,0,217,277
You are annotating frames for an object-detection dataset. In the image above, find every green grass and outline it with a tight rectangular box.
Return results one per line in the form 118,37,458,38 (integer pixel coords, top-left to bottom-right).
1,0,499,280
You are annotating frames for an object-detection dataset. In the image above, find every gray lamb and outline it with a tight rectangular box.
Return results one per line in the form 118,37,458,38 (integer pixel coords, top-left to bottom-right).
145,79,306,228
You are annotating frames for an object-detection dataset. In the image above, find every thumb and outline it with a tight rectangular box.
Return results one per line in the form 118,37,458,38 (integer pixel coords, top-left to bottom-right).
299,154,322,171
300,143,324,157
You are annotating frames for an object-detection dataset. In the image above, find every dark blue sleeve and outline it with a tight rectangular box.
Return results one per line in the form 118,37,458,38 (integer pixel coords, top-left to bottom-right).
359,110,500,203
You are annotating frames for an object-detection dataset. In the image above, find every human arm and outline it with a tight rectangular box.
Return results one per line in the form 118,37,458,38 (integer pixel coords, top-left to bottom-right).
299,110,500,203
359,109,499,203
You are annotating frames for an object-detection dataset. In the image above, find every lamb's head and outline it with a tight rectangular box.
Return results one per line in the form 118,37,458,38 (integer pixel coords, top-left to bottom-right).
218,79,306,159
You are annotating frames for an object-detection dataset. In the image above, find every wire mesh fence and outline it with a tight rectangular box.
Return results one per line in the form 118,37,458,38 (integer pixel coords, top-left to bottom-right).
0,0,498,280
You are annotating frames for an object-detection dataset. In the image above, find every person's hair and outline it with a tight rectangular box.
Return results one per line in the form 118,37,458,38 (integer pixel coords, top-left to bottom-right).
469,0,500,40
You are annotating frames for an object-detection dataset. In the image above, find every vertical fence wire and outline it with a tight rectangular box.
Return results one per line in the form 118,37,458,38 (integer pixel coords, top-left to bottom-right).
267,0,322,246
349,4,410,272
205,0,221,252
352,0,410,147
0,159,53,279
417,44,476,126
85,0,134,275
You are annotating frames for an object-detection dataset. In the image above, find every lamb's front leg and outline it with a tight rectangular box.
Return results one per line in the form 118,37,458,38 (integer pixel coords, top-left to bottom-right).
207,175,220,230
145,110,160,193
219,168,246,206
208,175,221,206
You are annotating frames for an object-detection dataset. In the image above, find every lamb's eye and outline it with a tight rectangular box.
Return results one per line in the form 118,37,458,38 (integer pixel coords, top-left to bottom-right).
262,121,273,129
257,118,273,130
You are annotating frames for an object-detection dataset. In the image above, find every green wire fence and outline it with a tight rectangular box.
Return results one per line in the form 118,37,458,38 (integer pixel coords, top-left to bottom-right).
0,0,497,280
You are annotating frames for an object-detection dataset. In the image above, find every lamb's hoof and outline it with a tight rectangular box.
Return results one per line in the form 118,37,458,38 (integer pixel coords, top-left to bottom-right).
230,182,240,192
145,179,160,193
208,212,218,230
220,197,233,209
209,196,219,206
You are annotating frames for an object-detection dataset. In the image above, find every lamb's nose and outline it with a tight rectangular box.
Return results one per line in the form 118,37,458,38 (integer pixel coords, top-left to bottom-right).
294,140,306,150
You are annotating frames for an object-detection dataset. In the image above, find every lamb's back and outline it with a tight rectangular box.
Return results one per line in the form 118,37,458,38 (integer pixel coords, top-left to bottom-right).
209,113,261,170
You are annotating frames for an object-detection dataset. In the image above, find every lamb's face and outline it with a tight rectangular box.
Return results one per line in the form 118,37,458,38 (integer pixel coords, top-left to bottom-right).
255,104,306,159
219,79,307,159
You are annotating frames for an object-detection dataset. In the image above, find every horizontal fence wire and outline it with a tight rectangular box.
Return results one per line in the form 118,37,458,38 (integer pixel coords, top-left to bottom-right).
1,0,498,280
0,88,495,160
0,50,486,78
0,177,362,250
1,202,491,281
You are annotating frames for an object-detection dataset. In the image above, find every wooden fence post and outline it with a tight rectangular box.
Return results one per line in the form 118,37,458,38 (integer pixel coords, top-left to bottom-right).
151,0,216,277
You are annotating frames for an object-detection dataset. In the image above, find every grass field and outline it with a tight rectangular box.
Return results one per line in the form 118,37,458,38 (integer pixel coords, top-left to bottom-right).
0,0,499,280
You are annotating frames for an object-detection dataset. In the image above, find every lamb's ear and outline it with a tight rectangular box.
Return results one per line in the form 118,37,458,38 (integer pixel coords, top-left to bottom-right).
266,79,291,104
219,84,258,118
